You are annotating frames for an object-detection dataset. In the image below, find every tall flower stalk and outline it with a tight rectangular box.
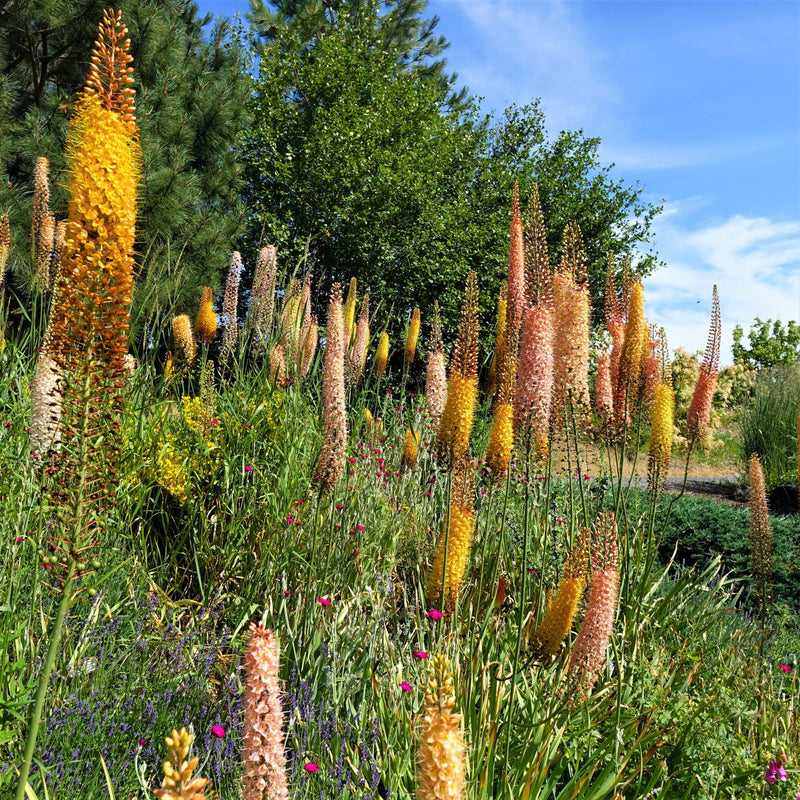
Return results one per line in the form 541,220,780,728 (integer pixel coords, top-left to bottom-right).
426,302,447,430
749,453,773,613
15,10,140,798
686,285,721,446
220,251,243,363
312,284,346,491
416,653,466,800
566,512,619,701
436,272,479,462
153,728,208,800
242,623,288,800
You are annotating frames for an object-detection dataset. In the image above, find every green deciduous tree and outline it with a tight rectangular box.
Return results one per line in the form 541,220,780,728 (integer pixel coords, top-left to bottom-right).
241,0,662,344
0,0,251,318
732,318,800,369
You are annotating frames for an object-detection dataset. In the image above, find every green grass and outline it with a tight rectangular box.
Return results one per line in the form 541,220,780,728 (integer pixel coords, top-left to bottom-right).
2,339,799,800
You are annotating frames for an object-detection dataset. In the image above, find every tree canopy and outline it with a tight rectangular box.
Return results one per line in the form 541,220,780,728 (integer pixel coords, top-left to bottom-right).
732,318,800,369
241,0,662,341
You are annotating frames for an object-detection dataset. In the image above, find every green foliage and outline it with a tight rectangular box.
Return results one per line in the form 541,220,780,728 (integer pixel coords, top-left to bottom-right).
732,317,800,369
241,0,662,342
619,490,800,610
738,364,800,490
0,0,251,315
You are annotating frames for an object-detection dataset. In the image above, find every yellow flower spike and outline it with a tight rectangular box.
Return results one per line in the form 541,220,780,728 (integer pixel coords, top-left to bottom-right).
417,654,466,800
343,276,357,343
405,307,421,369
647,383,674,493
530,527,590,658
400,428,419,471
173,314,196,372
154,727,208,800
427,464,475,609
437,273,479,462
618,282,648,415
195,286,217,344
484,403,514,481
374,331,389,378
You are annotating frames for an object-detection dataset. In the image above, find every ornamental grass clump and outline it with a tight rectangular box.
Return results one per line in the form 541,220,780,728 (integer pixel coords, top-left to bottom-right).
312,283,346,491
153,727,208,800
566,512,619,701
749,453,773,613
530,526,590,659
242,623,288,800
15,10,141,797
416,653,466,800
437,272,479,462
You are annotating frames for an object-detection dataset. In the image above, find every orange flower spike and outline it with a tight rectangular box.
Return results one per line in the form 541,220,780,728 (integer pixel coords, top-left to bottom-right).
687,286,721,445
400,428,419,471
749,454,773,611
506,181,526,352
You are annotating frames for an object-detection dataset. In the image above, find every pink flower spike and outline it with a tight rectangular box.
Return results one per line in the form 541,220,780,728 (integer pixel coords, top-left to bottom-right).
413,651,428,659
399,681,412,691
211,724,225,738
305,762,320,773
244,465,253,472
318,598,331,606
427,609,444,620
779,664,792,673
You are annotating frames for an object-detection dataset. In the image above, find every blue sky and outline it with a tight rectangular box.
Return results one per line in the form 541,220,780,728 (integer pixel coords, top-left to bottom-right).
200,0,799,362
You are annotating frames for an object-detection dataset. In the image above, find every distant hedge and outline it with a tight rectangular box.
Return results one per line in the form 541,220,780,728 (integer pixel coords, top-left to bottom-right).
618,491,800,610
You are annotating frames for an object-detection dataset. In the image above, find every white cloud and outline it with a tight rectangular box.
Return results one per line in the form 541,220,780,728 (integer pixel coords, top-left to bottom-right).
644,208,800,364
436,0,618,131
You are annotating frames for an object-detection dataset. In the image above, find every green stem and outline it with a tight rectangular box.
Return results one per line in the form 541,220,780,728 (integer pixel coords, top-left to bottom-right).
15,566,76,800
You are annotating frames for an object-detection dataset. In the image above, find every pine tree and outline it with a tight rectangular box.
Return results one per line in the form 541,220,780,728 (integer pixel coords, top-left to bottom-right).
0,0,251,330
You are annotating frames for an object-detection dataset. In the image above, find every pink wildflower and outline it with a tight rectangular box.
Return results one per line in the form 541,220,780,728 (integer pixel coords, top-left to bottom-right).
304,763,319,773
427,609,444,620
413,651,428,660
211,725,225,738
779,664,792,673
317,598,331,606
400,681,412,691
245,465,253,472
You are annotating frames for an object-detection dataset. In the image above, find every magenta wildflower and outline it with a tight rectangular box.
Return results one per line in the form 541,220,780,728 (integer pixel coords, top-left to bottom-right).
317,598,331,606
304,762,319,773
357,524,365,531
284,590,291,595
427,609,444,620
15,537,24,543
211,724,225,738
765,759,787,785
138,738,146,747
413,651,428,659
399,681,412,691
779,664,792,673
245,465,253,472
336,504,344,510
